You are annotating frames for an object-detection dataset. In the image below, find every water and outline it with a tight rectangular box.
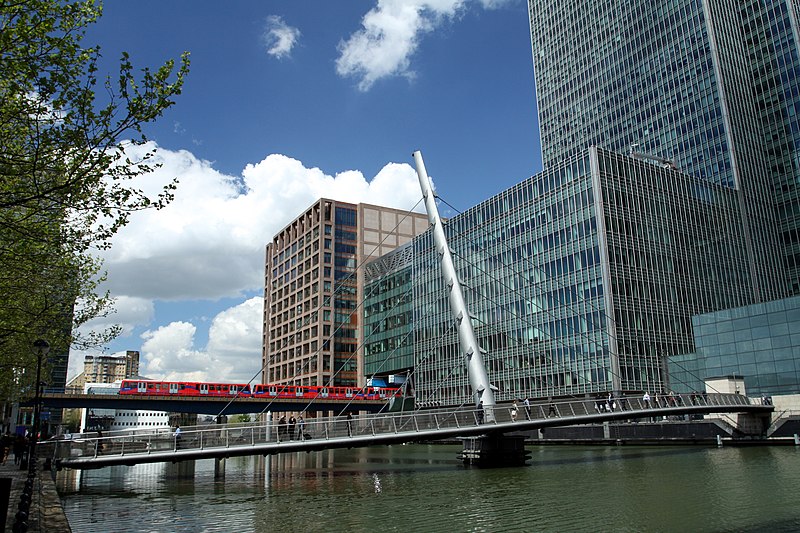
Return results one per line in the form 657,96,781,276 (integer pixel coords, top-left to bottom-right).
57,444,800,532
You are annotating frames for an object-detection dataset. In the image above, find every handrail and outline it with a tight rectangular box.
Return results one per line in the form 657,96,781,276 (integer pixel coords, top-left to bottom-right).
44,393,772,468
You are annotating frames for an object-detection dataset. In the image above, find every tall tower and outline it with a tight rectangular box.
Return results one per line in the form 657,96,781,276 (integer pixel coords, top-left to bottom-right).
528,0,793,299
263,199,428,390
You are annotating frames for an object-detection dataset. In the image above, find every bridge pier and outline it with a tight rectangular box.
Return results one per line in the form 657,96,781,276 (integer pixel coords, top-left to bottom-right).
214,457,226,479
458,435,530,467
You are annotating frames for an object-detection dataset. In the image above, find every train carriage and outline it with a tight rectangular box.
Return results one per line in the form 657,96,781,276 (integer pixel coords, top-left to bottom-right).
119,379,402,401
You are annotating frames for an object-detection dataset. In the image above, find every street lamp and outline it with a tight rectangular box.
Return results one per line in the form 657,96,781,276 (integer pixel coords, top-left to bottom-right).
28,338,50,468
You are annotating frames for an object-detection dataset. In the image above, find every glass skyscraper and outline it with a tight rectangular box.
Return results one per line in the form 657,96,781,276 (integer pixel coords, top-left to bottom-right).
360,1,800,404
411,147,754,406
747,0,800,295
528,0,796,298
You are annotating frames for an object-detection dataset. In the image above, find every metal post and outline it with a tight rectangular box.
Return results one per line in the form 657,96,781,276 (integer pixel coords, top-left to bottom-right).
27,339,50,469
412,151,497,418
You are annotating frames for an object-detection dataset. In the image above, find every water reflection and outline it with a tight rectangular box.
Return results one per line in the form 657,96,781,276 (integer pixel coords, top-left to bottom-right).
58,445,800,533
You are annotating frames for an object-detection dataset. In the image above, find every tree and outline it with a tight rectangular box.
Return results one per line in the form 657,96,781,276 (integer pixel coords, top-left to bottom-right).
0,0,190,399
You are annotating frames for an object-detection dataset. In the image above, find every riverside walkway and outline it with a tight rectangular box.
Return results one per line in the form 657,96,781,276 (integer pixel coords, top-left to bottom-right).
45,391,771,470
1,458,70,533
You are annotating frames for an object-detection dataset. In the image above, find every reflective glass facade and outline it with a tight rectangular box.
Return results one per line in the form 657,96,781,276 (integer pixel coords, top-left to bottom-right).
669,296,800,395
263,200,427,390
411,147,755,406
746,0,800,295
528,0,789,299
363,244,415,381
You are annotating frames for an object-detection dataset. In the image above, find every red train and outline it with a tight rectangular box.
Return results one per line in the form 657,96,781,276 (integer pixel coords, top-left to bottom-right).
118,379,402,401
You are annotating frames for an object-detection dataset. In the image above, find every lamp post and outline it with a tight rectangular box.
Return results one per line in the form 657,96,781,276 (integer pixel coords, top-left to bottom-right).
28,338,50,468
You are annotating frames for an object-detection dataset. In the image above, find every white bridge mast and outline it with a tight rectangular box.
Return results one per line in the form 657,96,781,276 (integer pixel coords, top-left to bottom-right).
413,151,497,417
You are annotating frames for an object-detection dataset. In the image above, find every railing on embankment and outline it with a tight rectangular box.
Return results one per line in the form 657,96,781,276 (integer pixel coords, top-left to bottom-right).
45,392,770,469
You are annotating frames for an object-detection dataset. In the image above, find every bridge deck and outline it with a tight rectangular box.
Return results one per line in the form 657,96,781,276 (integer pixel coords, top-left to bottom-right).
46,392,772,469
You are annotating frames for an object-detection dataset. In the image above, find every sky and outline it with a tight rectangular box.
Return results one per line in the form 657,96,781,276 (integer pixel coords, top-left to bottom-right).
69,0,543,384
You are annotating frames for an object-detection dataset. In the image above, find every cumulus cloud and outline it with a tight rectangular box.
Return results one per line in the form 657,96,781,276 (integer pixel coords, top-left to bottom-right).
99,144,422,302
80,296,155,339
262,15,301,59
205,297,264,381
336,0,467,91
69,143,423,381
140,322,204,377
137,298,263,382
478,0,517,8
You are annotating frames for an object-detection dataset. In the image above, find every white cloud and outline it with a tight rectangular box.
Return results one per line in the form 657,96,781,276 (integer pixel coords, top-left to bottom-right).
336,0,466,91
138,297,264,383
262,15,301,59
140,322,207,379
99,144,422,303
478,0,517,8
81,296,155,338
67,296,155,379
205,297,264,381
69,143,424,382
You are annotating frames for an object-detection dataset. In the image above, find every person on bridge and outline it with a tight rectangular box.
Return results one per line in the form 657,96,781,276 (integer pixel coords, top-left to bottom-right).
346,412,353,437
288,415,297,440
298,415,306,440
278,415,287,441
643,391,652,408
174,425,182,449
511,401,518,422
547,399,557,418
523,398,531,420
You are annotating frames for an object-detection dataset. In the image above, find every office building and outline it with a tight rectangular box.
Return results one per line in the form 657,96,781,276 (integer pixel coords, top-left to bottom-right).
66,350,140,394
528,0,795,297
407,147,758,405
359,2,800,404
363,243,415,390
263,199,428,389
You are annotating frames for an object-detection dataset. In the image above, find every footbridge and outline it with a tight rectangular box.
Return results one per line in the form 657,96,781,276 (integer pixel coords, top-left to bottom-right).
48,392,771,470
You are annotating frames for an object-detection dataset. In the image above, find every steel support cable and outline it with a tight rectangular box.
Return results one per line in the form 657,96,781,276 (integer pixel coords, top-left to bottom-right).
451,248,610,393
401,320,469,409
239,198,426,416
294,201,427,409
448,227,718,396
340,293,462,414
304,275,415,415
334,282,462,416
427,207,623,397
212,198,423,418
437,195,617,369
437,194,722,395
457,246,724,395
305,259,460,415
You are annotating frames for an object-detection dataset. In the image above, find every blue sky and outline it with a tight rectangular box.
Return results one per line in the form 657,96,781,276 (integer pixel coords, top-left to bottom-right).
71,0,542,383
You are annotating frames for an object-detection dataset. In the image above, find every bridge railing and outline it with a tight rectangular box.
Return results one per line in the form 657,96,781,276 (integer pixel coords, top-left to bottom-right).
42,392,760,462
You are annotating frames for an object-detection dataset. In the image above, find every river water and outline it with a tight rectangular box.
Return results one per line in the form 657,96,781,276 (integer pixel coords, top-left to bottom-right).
56,444,799,532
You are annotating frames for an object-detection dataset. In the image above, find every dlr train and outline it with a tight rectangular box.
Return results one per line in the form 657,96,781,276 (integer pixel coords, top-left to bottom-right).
118,379,402,401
